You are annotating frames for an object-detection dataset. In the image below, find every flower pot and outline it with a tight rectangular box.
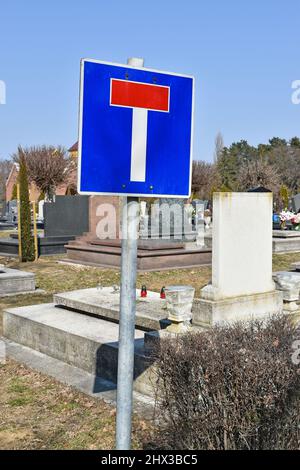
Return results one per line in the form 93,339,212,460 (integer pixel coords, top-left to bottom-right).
165,285,195,323
204,216,211,230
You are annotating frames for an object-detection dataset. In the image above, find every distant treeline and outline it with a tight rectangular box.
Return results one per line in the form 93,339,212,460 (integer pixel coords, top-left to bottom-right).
192,137,300,208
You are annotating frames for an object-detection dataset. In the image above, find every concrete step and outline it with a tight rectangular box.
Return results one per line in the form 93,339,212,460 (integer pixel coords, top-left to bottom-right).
89,239,185,250
54,287,170,331
65,242,212,270
3,303,154,394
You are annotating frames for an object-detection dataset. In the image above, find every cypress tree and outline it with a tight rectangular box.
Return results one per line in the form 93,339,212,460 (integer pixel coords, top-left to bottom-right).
11,183,18,200
279,185,289,210
18,149,35,262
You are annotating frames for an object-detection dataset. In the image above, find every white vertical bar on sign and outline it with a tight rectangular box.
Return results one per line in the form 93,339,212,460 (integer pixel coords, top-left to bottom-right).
130,107,148,182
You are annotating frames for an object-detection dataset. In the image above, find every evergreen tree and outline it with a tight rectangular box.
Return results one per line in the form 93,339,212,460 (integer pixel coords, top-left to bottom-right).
279,185,290,209
11,183,18,200
269,137,287,148
18,149,35,262
217,140,257,190
290,137,300,148
217,147,239,190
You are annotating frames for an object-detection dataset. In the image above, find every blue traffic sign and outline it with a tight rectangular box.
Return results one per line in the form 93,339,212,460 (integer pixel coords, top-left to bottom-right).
78,59,194,198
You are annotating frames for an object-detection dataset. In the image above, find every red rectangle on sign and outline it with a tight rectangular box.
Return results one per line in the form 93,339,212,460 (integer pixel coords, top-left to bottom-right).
111,79,169,112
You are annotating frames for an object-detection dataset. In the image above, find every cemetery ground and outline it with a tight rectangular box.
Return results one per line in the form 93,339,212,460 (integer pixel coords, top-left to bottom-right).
0,251,299,450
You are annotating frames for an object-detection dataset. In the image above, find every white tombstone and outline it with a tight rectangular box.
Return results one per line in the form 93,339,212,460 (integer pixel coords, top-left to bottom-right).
140,201,147,218
193,192,283,327
38,200,45,219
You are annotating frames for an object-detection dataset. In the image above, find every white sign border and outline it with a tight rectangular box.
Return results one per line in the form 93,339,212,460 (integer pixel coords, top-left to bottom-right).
77,58,195,199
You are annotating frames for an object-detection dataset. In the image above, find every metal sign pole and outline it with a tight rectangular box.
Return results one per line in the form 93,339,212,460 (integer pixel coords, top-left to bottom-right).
115,57,144,450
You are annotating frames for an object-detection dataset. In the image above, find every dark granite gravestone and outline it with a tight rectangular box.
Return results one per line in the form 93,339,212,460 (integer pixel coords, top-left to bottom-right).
292,194,300,214
248,186,272,193
44,195,89,237
0,196,90,256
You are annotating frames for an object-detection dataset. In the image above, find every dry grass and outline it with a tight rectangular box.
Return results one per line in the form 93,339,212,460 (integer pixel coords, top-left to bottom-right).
0,255,212,295
0,359,151,450
272,252,300,271
0,255,212,338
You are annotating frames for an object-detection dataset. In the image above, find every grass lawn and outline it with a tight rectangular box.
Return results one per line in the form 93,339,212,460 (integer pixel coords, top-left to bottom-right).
0,251,299,449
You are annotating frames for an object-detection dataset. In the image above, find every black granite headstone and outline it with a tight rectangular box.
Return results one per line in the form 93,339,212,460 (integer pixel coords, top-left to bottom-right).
44,195,89,237
292,194,300,213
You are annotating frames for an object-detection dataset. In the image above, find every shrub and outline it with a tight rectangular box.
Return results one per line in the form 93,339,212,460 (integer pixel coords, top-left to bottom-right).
151,316,300,450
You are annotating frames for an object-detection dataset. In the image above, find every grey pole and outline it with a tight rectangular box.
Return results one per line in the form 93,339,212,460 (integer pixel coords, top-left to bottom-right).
116,57,144,450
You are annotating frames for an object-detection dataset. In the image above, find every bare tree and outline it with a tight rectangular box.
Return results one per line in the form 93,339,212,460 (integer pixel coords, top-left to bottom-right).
192,160,221,200
0,159,12,194
237,158,280,193
213,131,224,163
0,159,12,213
265,145,300,193
14,146,71,201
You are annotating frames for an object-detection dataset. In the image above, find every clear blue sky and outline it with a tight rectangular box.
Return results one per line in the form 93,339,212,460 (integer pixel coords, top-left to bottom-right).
0,0,299,162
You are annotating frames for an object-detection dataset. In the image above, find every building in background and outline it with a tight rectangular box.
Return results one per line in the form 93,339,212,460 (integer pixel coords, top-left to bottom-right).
5,143,78,202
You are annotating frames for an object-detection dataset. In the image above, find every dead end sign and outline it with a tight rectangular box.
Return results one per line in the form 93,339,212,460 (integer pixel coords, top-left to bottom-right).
78,59,194,198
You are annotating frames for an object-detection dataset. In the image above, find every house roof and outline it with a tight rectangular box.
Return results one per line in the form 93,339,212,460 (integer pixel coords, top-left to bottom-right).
5,162,19,187
68,142,78,152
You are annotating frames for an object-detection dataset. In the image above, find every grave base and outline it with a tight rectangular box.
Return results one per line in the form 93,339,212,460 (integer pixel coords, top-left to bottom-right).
64,238,212,271
0,267,35,295
0,235,75,256
273,230,300,253
192,290,283,328
3,303,156,397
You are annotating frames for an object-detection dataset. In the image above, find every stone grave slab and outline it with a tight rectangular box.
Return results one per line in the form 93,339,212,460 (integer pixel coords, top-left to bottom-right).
292,193,300,213
273,230,300,238
0,267,35,295
54,287,170,331
3,302,155,396
272,230,300,253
